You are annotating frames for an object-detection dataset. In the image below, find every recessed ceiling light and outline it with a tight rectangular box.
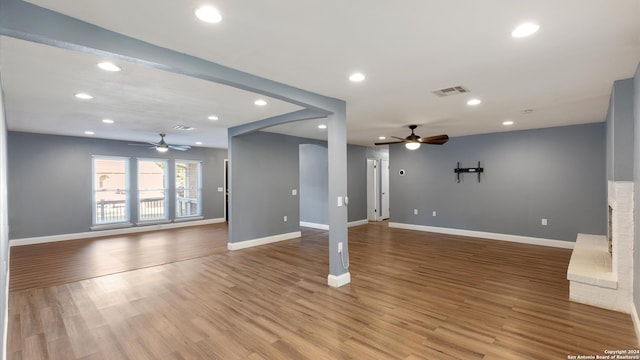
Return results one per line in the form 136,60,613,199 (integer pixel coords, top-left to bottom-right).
208,115,219,120
195,5,222,23
195,141,203,145
74,93,93,100
254,99,267,106
467,98,482,106
318,124,327,129
503,120,514,126
102,119,114,124
511,22,540,38
349,72,366,82
97,62,121,72
378,136,386,140
84,131,95,135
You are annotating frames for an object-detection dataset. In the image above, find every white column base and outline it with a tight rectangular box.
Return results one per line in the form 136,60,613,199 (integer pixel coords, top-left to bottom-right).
327,272,351,288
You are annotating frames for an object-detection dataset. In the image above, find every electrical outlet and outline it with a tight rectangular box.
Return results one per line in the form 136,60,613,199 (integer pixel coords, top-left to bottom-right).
432,211,437,217
541,218,547,226
338,242,343,253
284,215,288,222
292,189,297,196
414,209,418,215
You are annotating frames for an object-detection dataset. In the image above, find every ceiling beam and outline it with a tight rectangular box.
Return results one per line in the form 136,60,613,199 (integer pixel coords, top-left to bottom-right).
0,0,344,114
228,109,329,137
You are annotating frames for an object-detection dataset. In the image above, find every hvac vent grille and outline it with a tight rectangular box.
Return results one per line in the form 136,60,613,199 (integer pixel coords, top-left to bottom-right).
432,86,470,97
174,125,195,131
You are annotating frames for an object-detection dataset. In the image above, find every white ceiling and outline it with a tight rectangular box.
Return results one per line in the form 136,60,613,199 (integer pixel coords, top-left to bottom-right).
2,0,640,148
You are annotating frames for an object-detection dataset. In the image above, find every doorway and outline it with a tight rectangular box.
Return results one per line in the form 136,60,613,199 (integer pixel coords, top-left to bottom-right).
224,159,229,222
366,159,378,221
367,158,390,221
380,159,389,220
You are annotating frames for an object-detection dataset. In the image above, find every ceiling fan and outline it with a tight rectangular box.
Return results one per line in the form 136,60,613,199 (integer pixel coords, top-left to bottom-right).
375,125,449,150
129,133,191,152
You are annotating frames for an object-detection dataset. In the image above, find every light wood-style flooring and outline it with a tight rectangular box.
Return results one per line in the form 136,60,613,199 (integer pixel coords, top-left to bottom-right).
8,222,639,359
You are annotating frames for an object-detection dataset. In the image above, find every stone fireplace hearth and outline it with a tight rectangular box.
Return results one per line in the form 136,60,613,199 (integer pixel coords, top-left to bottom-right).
567,181,633,313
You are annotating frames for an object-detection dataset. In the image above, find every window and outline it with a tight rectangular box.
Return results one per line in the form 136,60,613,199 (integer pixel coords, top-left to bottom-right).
93,156,130,225
138,159,168,221
176,161,202,217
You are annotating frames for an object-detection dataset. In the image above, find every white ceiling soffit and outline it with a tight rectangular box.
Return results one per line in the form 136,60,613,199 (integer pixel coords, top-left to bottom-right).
7,0,640,146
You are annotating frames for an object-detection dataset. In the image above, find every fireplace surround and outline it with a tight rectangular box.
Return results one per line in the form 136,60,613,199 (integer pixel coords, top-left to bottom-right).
567,181,633,313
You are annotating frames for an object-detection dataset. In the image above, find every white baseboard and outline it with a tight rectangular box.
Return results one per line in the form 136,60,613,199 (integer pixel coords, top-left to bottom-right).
349,219,369,228
327,272,351,288
227,231,301,251
299,219,369,230
388,222,575,249
631,302,640,346
9,218,226,247
300,222,329,230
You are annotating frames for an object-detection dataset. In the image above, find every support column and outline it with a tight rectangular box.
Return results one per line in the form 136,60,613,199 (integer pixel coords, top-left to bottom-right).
327,105,350,287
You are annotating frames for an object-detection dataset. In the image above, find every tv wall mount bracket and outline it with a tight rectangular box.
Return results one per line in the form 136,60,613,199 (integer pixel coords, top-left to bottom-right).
454,161,484,183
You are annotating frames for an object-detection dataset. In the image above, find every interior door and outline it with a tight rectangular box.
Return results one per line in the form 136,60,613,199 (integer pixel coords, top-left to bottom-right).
381,159,390,220
366,159,378,221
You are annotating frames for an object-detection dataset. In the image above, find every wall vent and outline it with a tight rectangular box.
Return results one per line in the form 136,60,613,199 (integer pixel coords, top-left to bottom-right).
432,86,470,97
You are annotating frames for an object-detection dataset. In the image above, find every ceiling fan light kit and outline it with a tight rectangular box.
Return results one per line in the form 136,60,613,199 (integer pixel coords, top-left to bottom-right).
374,125,449,149
128,133,191,152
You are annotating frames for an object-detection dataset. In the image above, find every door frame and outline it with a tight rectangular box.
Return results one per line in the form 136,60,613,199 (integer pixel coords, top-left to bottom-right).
380,159,390,220
224,158,229,221
367,158,379,221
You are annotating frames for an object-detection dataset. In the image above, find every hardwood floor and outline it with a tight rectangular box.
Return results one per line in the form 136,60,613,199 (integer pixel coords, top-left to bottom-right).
8,222,639,359
9,223,229,292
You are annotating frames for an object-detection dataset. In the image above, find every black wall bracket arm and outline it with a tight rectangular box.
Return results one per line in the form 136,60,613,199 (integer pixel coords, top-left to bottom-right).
454,161,484,183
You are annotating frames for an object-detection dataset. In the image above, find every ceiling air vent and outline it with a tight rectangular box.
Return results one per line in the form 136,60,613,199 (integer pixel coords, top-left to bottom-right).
174,125,195,131
432,86,470,97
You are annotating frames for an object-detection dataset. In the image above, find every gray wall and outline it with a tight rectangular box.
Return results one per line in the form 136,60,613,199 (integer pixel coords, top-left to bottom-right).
366,146,390,161
298,142,368,226
300,144,328,225
0,84,9,359
230,131,367,242
231,131,303,242
7,132,227,239
632,62,640,325
346,145,368,222
389,123,606,242
607,79,635,181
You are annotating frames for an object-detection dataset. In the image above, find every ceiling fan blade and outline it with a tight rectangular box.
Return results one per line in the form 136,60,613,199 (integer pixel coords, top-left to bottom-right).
419,134,449,145
391,136,407,141
168,145,191,151
375,140,405,145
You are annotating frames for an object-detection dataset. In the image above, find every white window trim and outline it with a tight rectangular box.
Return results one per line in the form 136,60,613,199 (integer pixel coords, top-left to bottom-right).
137,158,169,222
175,160,203,218
92,155,131,227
